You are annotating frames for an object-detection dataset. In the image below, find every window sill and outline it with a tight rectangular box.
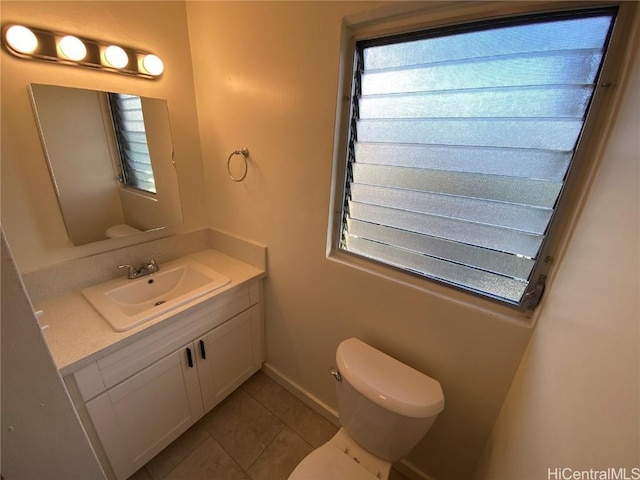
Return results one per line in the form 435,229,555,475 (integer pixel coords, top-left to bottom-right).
326,248,537,327
118,185,158,201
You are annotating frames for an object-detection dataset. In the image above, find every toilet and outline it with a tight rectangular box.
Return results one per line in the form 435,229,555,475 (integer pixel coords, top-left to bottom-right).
288,338,444,480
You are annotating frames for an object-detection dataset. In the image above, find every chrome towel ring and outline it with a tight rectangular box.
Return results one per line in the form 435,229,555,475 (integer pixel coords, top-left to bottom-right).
227,147,250,182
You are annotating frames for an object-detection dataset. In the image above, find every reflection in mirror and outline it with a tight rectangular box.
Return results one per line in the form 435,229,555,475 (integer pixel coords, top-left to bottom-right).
29,84,183,246
108,93,157,194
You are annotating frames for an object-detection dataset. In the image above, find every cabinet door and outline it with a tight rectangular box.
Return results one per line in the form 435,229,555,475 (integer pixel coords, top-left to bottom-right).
86,345,204,480
197,305,262,413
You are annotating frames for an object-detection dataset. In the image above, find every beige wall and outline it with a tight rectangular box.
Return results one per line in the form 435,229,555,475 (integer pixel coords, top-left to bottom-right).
0,1,207,272
4,2,635,480
474,26,640,480
186,3,533,479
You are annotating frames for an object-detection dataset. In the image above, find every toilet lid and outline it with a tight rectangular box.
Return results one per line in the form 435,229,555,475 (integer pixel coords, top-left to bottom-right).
288,443,378,480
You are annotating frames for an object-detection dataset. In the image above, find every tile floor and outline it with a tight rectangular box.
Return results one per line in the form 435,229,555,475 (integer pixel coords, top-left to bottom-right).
128,370,410,480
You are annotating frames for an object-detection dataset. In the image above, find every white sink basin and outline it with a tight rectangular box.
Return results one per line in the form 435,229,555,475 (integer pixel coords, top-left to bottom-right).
82,257,231,332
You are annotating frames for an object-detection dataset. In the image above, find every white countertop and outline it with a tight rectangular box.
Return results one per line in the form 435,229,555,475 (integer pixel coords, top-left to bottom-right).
36,249,265,376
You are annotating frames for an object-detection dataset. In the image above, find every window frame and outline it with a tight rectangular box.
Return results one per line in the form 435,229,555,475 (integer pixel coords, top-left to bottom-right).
327,0,638,317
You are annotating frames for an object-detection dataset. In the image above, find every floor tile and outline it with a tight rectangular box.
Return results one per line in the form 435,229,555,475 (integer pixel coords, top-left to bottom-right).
253,378,338,448
248,427,313,480
199,388,284,470
241,370,271,396
137,372,411,480
164,436,249,480
144,423,210,479
177,423,211,452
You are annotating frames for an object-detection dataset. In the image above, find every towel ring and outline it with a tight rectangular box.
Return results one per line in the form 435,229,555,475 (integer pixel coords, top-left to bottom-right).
227,147,250,182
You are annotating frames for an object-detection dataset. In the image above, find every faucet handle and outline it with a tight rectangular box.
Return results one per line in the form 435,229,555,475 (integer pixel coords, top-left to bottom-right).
149,253,164,263
118,264,139,279
147,253,164,271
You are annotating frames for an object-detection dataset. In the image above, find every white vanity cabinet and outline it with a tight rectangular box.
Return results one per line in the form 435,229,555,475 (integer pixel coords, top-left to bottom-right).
196,306,263,412
85,344,204,480
68,281,263,480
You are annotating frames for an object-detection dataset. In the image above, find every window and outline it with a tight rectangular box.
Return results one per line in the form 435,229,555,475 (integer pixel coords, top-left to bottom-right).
335,7,621,310
108,93,156,194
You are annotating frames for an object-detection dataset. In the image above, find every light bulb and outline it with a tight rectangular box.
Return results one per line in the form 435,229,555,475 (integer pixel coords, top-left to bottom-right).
104,45,128,69
141,54,164,76
5,25,38,54
59,35,86,61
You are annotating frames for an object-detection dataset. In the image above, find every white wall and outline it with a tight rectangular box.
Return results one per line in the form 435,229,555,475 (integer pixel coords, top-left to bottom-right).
474,25,640,480
186,3,533,479
1,230,106,480
0,0,206,272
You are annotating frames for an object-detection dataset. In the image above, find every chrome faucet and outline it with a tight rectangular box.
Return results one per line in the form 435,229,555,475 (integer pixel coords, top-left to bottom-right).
118,255,162,279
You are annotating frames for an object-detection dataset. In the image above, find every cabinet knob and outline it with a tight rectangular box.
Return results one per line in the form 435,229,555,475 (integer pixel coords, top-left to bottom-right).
199,340,206,360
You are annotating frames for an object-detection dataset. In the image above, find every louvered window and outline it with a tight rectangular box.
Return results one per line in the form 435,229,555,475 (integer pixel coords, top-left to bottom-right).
108,93,156,194
339,8,617,309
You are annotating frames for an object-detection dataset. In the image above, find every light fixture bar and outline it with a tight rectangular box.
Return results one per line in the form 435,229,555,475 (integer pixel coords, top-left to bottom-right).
1,24,163,79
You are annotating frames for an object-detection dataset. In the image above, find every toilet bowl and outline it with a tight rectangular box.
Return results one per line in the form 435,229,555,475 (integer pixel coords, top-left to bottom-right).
288,338,444,480
288,428,389,479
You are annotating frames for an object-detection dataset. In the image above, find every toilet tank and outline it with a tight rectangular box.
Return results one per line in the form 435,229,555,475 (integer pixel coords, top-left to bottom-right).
335,338,444,462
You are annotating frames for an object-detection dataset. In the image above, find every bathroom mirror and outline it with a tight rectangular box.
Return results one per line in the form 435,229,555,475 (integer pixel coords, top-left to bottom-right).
29,83,183,246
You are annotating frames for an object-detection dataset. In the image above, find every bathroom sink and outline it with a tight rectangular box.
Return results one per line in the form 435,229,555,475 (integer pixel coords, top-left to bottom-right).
82,257,231,332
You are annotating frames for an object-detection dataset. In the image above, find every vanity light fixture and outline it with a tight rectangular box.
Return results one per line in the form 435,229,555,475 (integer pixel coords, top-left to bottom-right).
1,23,164,79
58,35,86,61
4,25,38,54
103,45,128,69
141,54,164,76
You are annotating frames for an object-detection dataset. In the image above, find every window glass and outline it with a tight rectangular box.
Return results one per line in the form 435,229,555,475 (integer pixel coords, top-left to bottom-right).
108,93,156,194
338,9,617,308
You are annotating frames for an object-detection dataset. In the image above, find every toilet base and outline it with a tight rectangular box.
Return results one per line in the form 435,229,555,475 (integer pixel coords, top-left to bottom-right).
329,428,392,479
288,428,391,480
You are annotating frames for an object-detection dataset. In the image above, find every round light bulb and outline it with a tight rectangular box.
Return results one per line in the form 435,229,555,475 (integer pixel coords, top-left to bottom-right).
59,35,86,61
104,45,128,69
142,54,164,76
5,25,38,54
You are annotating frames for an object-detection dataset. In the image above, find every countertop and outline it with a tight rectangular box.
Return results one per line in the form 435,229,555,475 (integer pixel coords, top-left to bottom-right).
36,249,265,376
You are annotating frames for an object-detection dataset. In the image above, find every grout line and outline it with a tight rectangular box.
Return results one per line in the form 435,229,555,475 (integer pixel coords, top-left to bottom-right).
254,399,318,452
137,372,420,480
245,377,302,438
242,382,287,473
245,372,336,452
238,374,319,475
244,423,286,475
199,414,260,479
196,418,237,469
205,386,287,477
150,423,214,480
140,373,322,480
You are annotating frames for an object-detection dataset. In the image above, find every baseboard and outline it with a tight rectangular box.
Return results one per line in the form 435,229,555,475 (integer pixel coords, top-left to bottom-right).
261,362,436,480
261,362,340,427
